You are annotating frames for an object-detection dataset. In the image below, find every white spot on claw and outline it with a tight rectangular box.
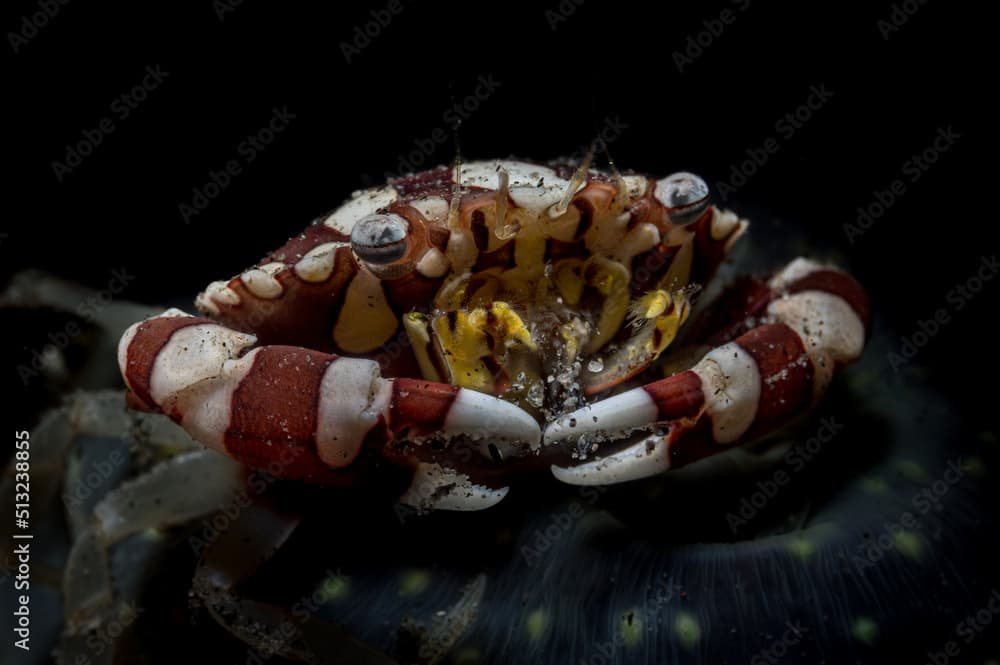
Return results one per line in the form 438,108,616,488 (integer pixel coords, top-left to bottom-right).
692,342,761,444
768,291,865,364
316,357,391,468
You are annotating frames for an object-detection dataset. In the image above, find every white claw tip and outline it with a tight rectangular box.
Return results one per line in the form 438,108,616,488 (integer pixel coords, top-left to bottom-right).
400,463,509,511
445,389,541,449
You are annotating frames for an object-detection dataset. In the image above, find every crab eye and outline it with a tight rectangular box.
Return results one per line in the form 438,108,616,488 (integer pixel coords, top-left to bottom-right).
351,213,410,265
655,172,710,226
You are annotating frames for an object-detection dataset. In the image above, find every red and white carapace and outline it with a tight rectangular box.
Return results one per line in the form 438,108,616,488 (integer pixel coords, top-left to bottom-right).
118,159,869,511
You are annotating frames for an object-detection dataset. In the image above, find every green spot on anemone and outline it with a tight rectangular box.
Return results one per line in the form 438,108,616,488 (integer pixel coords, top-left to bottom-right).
849,370,878,391
893,530,924,560
320,573,350,601
787,537,814,560
526,608,549,641
619,608,643,648
861,476,890,495
851,616,879,645
895,459,929,483
674,612,701,651
399,569,430,596
452,647,482,665
962,456,987,476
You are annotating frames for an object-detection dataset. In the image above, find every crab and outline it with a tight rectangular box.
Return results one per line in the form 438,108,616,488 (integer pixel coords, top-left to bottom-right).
117,158,870,512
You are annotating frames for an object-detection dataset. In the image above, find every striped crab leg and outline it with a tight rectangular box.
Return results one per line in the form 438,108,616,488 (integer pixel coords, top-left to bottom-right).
544,258,869,485
117,310,540,510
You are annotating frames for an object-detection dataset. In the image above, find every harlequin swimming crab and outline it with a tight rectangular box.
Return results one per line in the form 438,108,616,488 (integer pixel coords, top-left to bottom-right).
118,159,869,511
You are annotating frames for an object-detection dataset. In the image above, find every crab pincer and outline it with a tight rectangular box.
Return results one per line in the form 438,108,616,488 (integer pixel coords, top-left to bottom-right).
544,258,870,484
118,309,540,510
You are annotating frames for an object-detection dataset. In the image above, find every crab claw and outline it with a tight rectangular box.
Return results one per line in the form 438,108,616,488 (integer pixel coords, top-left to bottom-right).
546,259,869,485
118,309,539,508
398,462,510,511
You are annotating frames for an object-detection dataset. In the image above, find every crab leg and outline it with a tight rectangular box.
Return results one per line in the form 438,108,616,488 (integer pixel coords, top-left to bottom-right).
545,258,869,485
117,310,540,508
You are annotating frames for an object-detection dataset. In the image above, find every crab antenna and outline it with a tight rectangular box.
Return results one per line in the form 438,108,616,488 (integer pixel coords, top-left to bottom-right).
494,165,519,239
448,153,464,230
602,141,630,212
446,100,465,230
452,113,463,166
548,141,595,218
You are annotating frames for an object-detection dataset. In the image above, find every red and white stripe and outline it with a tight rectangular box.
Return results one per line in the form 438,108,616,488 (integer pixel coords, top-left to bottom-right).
545,258,869,485
118,310,540,506
190,161,748,357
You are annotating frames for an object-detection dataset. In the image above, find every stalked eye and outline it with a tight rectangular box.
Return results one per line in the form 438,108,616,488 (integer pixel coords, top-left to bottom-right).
654,172,710,226
351,213,410,265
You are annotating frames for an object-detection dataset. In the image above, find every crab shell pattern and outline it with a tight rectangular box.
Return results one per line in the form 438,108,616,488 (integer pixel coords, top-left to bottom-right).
117,160,869,511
